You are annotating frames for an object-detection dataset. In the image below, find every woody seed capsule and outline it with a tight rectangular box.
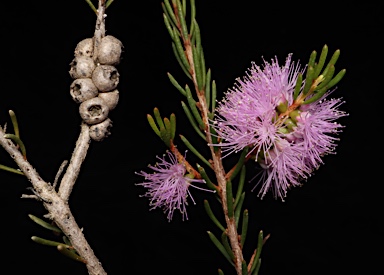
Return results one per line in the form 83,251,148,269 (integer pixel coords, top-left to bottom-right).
79,97,109,125
70,78,99,103
97,35,123,65
89,118,113,141
98,89,119,110
92,65,119,92
75,38,94,57
69,56,96,79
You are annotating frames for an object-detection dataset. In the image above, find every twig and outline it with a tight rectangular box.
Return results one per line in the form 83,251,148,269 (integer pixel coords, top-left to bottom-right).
53,160,68,189
0,1,111,274
21,194,39,200
0,126,107,275
58,0,107,201
58,123,90,201
172,3,245,273
93,0,107,63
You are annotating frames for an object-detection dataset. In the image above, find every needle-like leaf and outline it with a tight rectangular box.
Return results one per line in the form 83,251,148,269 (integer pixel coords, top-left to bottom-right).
204,200,225,232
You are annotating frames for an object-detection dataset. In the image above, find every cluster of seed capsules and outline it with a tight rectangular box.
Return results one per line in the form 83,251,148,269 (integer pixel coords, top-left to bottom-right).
69,35,123,141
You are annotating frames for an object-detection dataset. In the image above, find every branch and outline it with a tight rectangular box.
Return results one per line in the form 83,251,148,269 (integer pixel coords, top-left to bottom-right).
0,126,107,275
59,0,107,201
58,123,90,200
170,2,245,273
93,0,107,63
0,1,112,274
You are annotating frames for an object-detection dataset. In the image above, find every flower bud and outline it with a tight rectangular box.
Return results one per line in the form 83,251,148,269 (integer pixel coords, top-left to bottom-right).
70,78,99,103
74,38,94,57
92,65,119,91
89,118,113,142
69,56,96,79
98,89,119,110
79,97,109,125
97,35,123,65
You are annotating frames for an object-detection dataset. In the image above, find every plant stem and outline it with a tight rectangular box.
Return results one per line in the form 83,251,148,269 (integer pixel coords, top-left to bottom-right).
179,23,245,275
0,126,107,275
58,123,90,200
0,1,111,274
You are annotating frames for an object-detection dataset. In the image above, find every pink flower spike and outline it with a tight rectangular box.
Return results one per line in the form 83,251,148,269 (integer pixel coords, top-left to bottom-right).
212,54,347,200
135,150,210,221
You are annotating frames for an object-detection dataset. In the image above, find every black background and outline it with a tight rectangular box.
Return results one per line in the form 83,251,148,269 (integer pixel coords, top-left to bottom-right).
1,1,381,275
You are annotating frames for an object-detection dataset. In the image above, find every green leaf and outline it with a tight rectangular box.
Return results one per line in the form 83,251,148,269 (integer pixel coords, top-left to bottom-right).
318,66,344,92
105,0,114,9
153,108,165,129
159,125,170,148
302,66,314,95
322,49,340,77
147,114,161,137
28,214,62,233
167,73,186,96
84,0,97,13
181,0,186,16
210,122,220,153
175,0,189,41
199,37,206,89
170,113,176,140
307,50,317,70
4,134,26,159
302,89,326,105
163,13,175,40
221,232,235,260
8,110,20,138
250,230,264,274
303,69,346,104
197,163,218,192
242,260,248,275
234,192,245,228
211,80,217,111
293,73,302,100
207,231,234,266
192,44,203,90
192,19,201,54
192,19,205,89
31,236,68,247
164,117,172,142
163,0,178,28
240,209,249,247
229,147,248,181
315,64,335,90
171,42,191,79
172,27,190,73
324,68,346,90
189,0,196,36
0,164,23,175
234,166,246,208
252,259,261,275
204,200,225,232
218,269,224,275
57,244,86,263
313,45,328,78
226,180,234,218
185,85,204,129
180,135,211,167
205,69,212,108
181,101,206,139
63,236,72,246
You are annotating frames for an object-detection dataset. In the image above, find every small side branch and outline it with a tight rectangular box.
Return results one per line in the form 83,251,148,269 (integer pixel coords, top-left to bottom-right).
0,126,107,275
58,123,90,201
93,0,107,62
53,160,68,189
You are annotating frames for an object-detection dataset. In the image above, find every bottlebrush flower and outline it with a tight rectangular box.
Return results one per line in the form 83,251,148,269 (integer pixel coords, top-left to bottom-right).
135,150,207,221
212,54,347,200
